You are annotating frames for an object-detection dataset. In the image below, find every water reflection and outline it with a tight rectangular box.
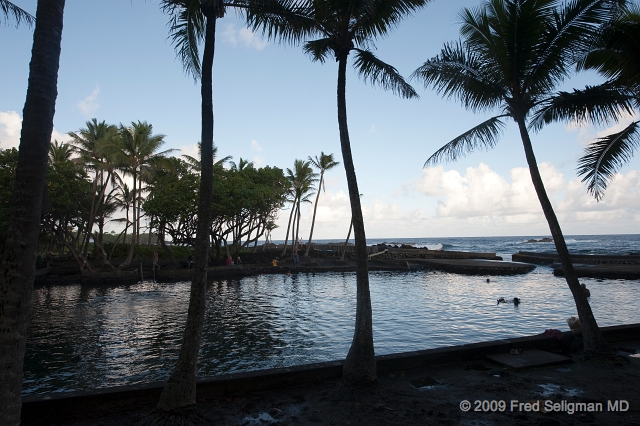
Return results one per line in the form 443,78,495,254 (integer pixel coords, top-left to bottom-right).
24,268,640,395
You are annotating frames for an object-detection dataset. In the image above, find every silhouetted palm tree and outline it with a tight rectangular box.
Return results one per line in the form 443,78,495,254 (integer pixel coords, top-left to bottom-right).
111,121,174,269
69,119,119,257
249,0,430,385
413,0,619,356
0,1,65,423
281,159,316,256
304,152,339,256
155,0,223,414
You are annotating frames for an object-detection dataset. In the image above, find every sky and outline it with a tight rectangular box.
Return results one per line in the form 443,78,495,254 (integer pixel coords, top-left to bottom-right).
1,0,639,240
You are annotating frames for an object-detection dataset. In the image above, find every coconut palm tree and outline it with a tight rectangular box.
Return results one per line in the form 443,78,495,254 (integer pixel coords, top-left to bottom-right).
281,159,317,257
0,1,65,423
110,121,174,270
249,0,429,385
412,0,620,356
48,140,74,164
155,0,222,414
0,0,34,27
69,119,120,258
532,5,640,200
304,152,339,256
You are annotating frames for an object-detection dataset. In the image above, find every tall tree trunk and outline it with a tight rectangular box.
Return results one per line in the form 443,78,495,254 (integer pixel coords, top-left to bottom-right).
336,55,376,385
516,117,610,356
120,173,137,270
294,199,302,250
304,172,324,257
280,200,296,257
157,12,216,412
137,178,143,244
341,218,353,262
0,2,65,423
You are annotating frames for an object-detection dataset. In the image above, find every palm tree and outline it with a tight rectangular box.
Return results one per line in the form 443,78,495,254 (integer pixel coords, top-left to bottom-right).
68,119,119,258
155,0,221,414
111,121,174,270
48,140,74,164
304,152,339,256
281,159,317,257
249,0,429,385
0,0,34,27
0,1,65,423
412,0,619,356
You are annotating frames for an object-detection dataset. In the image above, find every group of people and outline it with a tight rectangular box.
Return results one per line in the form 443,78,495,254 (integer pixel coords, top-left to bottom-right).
225,255,242,266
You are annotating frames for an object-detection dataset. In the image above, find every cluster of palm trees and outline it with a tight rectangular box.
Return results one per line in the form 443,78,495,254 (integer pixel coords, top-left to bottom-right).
2,0,640,423
279,152,340,257
45,119,174,271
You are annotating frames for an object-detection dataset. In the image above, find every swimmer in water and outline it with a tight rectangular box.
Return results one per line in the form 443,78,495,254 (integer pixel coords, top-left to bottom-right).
497,297,506,305
513,297,520,306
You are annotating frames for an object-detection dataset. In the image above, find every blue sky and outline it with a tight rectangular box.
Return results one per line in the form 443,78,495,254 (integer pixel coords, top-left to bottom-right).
1,0,639,240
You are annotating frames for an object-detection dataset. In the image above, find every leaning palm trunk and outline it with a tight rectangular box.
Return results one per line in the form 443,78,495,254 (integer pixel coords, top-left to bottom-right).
336,55,376,385
0,1,65,424
119,173,137,270
516,118,610,356
341,218,353,262
304,172,324,257
156,11,216,412
280,200,296,257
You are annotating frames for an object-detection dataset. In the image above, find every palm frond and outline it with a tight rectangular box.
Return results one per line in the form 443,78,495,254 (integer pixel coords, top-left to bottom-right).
353,49,417,98
245,0,318,44
0,0,34,28
529,83,634,130
526,0,620,95
161,0,205,80
303,38,333,63
424,115,507,166
352,0,432,42
577,120,640,200
412,41,506,112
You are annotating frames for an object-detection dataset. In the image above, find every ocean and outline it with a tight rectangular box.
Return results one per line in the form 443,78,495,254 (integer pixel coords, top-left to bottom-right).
274,234,640,261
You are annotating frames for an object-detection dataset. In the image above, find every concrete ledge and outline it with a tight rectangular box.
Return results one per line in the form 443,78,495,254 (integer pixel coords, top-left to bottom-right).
21,323,640,424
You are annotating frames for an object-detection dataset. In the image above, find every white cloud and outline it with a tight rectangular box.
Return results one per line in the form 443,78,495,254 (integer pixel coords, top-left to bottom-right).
253,155,264,166
77,86,100,117
412,162,565,218
251,139,263,152
369,124,378,134
0,110,70,149
179,142,199,159
0,111,22,149
222,24,267,50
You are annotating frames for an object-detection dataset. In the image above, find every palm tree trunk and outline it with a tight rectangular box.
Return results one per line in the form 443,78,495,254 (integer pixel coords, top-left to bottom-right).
137,178,142,244
336,54,376,385
304,172,324,257
120,172,137,270
280,200,296,257
157,11,216,412
341,218,353,262
515,117,610,356
0,2,65,423
294,199,302,250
